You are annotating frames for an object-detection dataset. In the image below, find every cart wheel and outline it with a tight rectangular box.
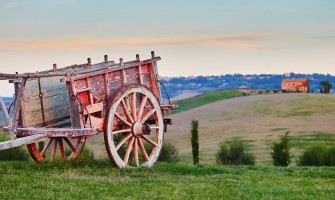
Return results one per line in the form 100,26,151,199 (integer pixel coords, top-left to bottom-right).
27,137,86,163
104,84,164,168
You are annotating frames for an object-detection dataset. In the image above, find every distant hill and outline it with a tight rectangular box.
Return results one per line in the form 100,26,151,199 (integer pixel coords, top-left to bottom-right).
160,73,335,100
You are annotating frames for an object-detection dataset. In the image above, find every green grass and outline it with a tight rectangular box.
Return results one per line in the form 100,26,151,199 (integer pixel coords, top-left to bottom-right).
249,95,335,117
172,90,244,114
290,132,335,149
1,161,335,199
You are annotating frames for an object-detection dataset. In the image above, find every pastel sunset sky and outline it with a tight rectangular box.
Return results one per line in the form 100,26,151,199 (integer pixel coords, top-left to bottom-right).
0,0,335,95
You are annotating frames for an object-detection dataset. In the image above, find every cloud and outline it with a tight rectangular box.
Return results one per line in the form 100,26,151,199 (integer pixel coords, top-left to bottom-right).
4,1,18,8
0,34,282,50
51,0,76,4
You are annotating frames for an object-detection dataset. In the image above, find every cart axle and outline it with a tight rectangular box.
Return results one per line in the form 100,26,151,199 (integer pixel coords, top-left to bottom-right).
131,122,151,137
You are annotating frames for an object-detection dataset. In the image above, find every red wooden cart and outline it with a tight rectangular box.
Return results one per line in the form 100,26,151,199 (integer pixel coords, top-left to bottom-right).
0,51,176,168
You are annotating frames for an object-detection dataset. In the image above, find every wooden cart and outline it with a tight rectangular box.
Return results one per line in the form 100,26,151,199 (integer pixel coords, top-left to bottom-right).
0,51,176,168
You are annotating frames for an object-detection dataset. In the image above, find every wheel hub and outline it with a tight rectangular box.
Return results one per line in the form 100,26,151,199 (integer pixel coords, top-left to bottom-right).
131,121,151,137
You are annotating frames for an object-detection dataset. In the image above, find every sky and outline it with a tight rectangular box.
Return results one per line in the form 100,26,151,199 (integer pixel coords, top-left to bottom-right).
0,0,335,96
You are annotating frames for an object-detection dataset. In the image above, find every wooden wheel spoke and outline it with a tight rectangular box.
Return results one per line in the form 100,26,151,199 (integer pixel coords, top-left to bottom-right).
59,139,65,159
113,129,131,135
123,137,135,164
40,139,53,157
137,96,148,121
133,138,139,167
64,137,76,153
50,139,58,162
27,136,86,163
141,135,157,147
115,113,132,127
121,100,134,123
138,138,149,162
116,133,132,151
131,92,137,121
141,109,156,123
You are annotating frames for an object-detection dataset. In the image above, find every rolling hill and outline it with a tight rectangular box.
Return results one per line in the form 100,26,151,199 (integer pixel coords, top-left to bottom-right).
165,92,335,165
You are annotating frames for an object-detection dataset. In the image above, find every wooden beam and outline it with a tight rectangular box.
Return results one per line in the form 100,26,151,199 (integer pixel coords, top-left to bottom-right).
17,127,99,138
66,80,83,129
60,57,161,82
84,116,104,130
0,134,48,151
0,57,160,81
83,102,104,115
12,78,26,139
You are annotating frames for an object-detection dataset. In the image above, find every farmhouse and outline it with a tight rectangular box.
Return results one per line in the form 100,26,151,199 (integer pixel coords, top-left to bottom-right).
281,78,309,93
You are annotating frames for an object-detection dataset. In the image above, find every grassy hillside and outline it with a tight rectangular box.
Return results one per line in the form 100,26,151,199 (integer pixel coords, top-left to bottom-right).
171,89,244,114
166,93,335,165
1,160,335,199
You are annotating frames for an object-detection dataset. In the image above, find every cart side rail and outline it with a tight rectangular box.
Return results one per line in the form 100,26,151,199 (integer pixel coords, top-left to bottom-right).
0,56,160,81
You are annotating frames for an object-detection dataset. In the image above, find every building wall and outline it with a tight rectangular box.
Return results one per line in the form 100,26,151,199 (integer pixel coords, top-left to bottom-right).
281,79,309,93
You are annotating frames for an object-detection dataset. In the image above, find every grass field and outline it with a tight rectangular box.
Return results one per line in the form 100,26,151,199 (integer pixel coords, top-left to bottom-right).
1,92,335,199
1,160,335,199
171,89,244,114
166,93,335,165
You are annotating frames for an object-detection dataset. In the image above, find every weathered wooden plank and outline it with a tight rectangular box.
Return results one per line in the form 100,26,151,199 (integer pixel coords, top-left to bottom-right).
17,127,98,138
12,79,26,139
22,93,70,127
23,76,68,100
67,80,83,129
46,118,71,128
1,57,160,80
89,74,107,102
83,102,104,115
150,57,162,102
0,134,48,150
61,57,161,82
138,65,144,84
22,76,70,127
84,115,103,130
125,67,140,84
107,71,123,99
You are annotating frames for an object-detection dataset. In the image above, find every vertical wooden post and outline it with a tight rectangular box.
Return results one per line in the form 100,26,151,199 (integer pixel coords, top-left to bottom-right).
12,78,26,139
53,64,57,72
136,54,140,61
120,58,127,84
150,51,162,102
87,58,91,65
104,55,108,63
66,73,83,129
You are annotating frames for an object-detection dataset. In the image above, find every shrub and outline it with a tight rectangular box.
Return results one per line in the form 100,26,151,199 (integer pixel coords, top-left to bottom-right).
216,137,255,165
145,140,179,163
191,119,199,165
0,134,30,161
271,132,291,166
299,144,335,166
158,141,179,163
